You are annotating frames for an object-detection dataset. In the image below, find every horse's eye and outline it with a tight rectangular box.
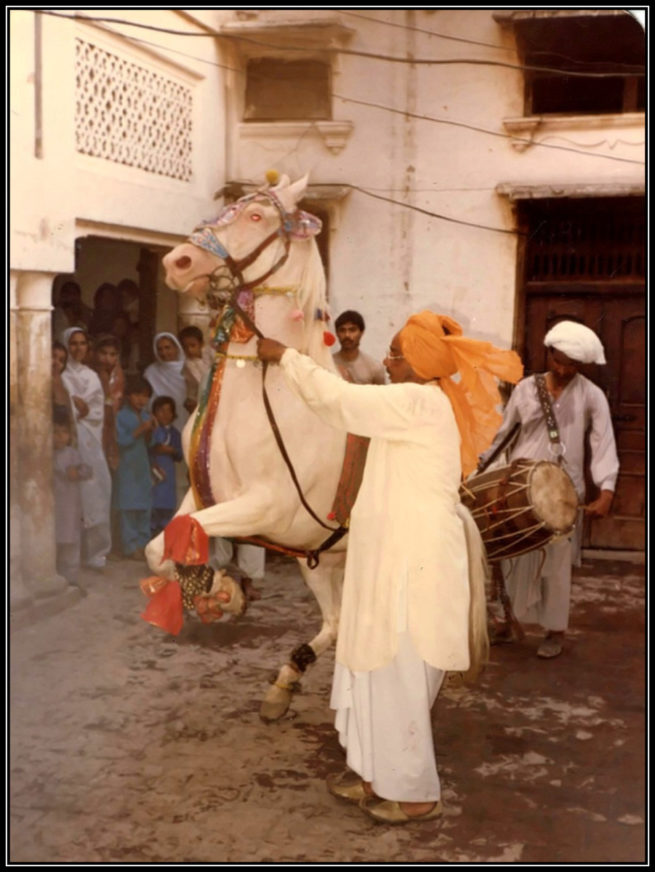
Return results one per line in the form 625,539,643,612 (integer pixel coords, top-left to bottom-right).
250,213,262,222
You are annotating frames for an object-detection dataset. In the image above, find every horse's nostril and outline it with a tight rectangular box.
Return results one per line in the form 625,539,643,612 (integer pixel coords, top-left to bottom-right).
175,256,192,270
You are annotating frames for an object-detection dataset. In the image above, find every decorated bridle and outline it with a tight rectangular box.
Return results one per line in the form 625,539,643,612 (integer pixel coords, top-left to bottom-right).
187,188,321,324
186,187,347,565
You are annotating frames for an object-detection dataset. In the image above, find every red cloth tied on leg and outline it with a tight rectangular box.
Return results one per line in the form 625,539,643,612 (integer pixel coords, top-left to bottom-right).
162,515,209,566
140,580,184,636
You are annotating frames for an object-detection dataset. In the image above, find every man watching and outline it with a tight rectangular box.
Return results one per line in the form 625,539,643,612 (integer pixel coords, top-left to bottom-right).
333,310,386,384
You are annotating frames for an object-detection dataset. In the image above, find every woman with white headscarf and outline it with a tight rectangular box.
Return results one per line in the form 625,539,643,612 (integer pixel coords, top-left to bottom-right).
144,333,190,430
60,327,112,570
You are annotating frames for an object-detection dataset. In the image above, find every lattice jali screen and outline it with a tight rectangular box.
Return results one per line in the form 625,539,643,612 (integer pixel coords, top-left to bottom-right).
75,39,193,181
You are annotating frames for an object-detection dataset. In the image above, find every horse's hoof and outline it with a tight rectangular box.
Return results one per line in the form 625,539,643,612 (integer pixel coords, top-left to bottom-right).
259,683,296,721
259,697,291,722
210,569,247,617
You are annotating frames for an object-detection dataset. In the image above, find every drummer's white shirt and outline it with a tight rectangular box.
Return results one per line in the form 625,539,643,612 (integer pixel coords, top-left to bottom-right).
479,373,619,499
480,372,619,631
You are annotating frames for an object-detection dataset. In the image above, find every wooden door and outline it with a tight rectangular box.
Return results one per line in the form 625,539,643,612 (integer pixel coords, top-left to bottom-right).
523,292,645,550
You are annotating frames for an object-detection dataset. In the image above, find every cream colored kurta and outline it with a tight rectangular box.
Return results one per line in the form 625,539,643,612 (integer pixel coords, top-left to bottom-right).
280,348,471,673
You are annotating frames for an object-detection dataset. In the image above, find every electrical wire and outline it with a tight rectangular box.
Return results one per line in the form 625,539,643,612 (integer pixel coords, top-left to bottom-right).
31,10,646,78
340,9,514,51
334,93,645,165
96,25,645,168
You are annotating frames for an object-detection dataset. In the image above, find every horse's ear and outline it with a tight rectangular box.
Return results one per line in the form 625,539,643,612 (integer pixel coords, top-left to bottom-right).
287,174,309,204
271,173,291,191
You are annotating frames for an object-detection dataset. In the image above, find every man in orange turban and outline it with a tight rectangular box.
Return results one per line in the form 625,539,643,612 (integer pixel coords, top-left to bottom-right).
257,312,521,824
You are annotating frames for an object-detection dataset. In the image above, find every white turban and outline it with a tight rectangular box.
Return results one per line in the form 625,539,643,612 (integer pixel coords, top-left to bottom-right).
544,320,606,365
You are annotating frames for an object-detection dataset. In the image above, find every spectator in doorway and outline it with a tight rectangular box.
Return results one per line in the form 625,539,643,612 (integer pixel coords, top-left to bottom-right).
52,340,73,425
52,280,93,337
53,407,92,593
178,324,213,415
60,327,112,571
144,333,190,430
149,395,184,537
333,310,386,385
115,375,156,561
118,278,140,326
88,282,122,338
91,334,124,473
110,311,141,375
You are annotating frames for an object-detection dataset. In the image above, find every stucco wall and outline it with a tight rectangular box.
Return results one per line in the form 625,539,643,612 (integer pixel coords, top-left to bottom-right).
223,9,644,359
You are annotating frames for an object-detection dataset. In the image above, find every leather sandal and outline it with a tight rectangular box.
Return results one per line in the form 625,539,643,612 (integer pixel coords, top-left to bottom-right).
326,770,371,804
537,635,563,658
359,796,443,824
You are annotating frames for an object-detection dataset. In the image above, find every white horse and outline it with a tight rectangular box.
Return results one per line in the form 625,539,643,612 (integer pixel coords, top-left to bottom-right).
146,174,349,720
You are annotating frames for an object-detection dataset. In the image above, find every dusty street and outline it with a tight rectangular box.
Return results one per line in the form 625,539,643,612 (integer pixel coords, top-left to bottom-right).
9,552,646,864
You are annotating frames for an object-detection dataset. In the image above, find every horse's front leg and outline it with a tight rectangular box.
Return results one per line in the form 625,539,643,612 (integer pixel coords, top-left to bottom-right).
261,551,345,722
145,488,277,580
145,487,198,579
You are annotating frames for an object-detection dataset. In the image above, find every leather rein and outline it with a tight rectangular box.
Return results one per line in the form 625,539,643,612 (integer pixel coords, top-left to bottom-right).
188,191,348,568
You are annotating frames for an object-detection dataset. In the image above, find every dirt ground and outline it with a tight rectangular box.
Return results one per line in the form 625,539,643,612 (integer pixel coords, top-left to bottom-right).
8,552,646,864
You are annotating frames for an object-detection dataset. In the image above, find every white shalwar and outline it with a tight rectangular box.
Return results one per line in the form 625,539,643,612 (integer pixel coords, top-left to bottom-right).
479,373,619,630
279,349,471,801
60,348,112,569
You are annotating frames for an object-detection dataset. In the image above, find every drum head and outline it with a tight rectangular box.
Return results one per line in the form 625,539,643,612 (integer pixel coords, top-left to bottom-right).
529,462,579,533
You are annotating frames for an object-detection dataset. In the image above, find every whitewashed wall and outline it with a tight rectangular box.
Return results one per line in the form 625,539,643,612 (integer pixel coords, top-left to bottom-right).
218,9,644,359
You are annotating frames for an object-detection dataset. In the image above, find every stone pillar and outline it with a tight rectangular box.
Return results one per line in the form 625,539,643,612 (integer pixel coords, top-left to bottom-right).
9,273,32,610
15,271,68,597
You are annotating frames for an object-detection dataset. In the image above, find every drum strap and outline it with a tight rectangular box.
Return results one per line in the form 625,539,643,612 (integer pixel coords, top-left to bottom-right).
535,374,565,464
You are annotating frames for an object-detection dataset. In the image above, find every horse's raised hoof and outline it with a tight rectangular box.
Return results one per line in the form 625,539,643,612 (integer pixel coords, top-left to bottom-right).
211,569,247,617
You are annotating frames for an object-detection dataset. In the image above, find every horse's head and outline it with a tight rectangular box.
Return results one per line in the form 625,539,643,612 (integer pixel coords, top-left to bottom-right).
163,174,323,304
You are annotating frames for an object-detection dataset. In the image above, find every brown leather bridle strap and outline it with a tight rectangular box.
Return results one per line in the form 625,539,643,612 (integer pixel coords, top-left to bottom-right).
220,229,346,561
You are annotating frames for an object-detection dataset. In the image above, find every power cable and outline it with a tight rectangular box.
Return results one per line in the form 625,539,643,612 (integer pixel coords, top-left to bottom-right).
31,10,645,78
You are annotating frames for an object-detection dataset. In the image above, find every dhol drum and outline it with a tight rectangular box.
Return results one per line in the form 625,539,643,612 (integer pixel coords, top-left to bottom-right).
459,459,579,562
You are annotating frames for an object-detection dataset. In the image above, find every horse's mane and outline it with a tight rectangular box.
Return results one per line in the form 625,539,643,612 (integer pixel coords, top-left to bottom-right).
293,238,334,368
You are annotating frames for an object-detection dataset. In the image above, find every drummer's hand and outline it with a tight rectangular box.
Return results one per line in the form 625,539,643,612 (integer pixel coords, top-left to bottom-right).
257,338,287,364
584,489,614,518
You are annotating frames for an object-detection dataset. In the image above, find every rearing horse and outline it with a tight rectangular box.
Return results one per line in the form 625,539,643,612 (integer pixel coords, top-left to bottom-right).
146,174,349,720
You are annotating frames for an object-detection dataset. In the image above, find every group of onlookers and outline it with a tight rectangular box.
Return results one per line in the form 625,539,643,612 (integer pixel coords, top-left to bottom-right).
50,277,215,591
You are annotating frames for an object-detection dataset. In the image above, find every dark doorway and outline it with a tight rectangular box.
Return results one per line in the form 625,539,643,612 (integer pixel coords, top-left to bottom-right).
517,196,645,551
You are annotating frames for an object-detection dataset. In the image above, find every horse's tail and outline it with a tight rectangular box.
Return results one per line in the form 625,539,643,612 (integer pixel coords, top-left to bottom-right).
456,502,490,683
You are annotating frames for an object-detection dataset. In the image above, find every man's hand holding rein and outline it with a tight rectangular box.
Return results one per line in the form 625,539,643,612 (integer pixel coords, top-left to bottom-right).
257,338,288,364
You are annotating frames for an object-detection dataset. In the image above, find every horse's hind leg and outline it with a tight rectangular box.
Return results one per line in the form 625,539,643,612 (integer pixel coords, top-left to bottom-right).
260,552,344,722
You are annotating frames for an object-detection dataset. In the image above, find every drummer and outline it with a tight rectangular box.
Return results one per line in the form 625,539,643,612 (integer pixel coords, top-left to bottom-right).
257,310,521,824
478,321,619,659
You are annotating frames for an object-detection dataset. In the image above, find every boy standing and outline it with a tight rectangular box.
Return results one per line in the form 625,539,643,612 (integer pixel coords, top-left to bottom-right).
150,395,184,536
53,408,92,591
115,376,155,560
179,324,213,414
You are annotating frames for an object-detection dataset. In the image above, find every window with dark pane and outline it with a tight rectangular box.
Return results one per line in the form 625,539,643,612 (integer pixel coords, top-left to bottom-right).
514,14,645,115
244,58,331,121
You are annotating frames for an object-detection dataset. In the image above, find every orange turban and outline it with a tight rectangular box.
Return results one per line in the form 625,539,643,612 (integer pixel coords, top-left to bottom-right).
399,312,523,477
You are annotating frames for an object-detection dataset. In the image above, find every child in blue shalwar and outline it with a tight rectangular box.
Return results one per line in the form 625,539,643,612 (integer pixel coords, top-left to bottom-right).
115,375,155,560
149,395,184,537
